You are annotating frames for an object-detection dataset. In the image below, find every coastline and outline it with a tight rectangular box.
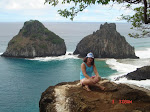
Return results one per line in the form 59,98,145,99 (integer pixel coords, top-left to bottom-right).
1,22,150,112
1,50,150,90
2,51,149,90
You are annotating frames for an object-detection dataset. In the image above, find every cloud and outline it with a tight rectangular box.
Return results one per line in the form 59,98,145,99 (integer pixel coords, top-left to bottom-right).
0,0,48,10
0,0,140,22
83,9,88,13
0,0,73,10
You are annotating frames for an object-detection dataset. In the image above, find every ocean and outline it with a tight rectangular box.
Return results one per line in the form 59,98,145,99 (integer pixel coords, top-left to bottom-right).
0,22,150,112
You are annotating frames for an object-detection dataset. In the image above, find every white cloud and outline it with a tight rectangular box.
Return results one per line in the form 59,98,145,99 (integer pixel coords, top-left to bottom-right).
5,2,22,10
0,0,140,22
94,10,101,13
2,0,73,10
0,0,49,10
83,9,88,13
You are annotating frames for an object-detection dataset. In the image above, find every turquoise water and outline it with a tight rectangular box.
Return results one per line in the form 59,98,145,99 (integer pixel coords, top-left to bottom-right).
0,22,150,112
0,56,116,112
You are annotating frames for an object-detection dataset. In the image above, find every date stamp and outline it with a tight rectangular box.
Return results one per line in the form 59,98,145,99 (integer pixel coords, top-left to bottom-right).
112,99,132,104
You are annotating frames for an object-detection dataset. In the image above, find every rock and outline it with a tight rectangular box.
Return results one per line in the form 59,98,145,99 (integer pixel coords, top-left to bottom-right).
131,110,143,112
113,104,126,110
2,20,66,58
39,86,56,112
73,22,138,59
125,66,150,80
39,79,150,112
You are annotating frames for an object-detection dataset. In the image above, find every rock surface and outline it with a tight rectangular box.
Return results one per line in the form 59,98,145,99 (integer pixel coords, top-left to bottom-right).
2,20,66,58
39,79,150,112
73,22,138,59
126,66,150,80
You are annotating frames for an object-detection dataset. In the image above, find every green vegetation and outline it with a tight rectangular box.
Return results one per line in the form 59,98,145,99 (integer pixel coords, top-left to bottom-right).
45,30,64,44
52,38,64,44
45,36,64,44
9,39,16,45
22,20,45,37
120,5,150,38
21,20,64,44
45,0,150,38
39,44,47,49
45,0,110,20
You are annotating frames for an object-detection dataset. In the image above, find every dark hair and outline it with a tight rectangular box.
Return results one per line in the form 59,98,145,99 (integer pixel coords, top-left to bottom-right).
83,57,94,65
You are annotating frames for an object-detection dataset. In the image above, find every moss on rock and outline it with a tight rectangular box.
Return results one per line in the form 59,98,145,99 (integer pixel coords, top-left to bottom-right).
2,20,66,58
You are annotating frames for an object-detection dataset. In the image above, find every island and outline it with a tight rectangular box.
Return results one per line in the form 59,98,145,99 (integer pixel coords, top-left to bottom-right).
2,20,66,58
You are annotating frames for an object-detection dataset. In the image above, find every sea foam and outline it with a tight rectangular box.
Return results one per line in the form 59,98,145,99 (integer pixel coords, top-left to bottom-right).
135,48,150,59
28,52,79,62
107,58,150,78
114,77,150,90
106,48,150,90
106,59,138,80
106,59,138,74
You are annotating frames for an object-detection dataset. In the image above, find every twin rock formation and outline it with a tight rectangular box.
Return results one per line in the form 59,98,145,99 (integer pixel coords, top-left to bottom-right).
2,20,138,59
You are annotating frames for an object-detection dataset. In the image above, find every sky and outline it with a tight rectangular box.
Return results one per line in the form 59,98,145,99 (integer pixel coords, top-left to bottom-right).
0,0,139,22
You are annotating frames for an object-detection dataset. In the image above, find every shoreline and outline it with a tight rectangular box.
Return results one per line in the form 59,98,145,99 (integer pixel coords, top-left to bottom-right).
1,52,150,91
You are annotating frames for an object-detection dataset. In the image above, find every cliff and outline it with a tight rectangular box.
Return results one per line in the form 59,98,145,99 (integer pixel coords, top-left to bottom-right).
73,22,138,59
2,20,66,58
39,79,150,112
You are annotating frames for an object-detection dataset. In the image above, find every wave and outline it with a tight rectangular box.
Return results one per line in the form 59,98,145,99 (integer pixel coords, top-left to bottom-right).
106,57,150,78
106,57,150,90
106,59,138,79
114,78,150,90
0,52,3,55
135,48,150,59
28,52,79,61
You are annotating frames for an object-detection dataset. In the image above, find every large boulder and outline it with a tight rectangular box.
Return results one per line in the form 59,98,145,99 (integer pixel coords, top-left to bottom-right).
2,20,66,58
39,80,150,112
73,22,138,59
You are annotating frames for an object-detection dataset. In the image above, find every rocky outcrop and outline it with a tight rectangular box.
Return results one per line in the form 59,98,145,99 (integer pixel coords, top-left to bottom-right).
115,66,150,81
126,66,150,80
2,20,66,58
39,79,150,112
73,22,138,59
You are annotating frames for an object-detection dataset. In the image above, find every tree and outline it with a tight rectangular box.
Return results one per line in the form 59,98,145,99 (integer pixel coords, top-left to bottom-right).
45,0,111,20
45,0,150,38
120,0,150,38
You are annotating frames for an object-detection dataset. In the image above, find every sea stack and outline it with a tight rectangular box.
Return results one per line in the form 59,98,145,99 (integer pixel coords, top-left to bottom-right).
73,22,138,59
2,20,66,58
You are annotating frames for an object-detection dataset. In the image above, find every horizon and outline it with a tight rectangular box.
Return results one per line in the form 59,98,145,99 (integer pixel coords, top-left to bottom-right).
0,20,130,24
